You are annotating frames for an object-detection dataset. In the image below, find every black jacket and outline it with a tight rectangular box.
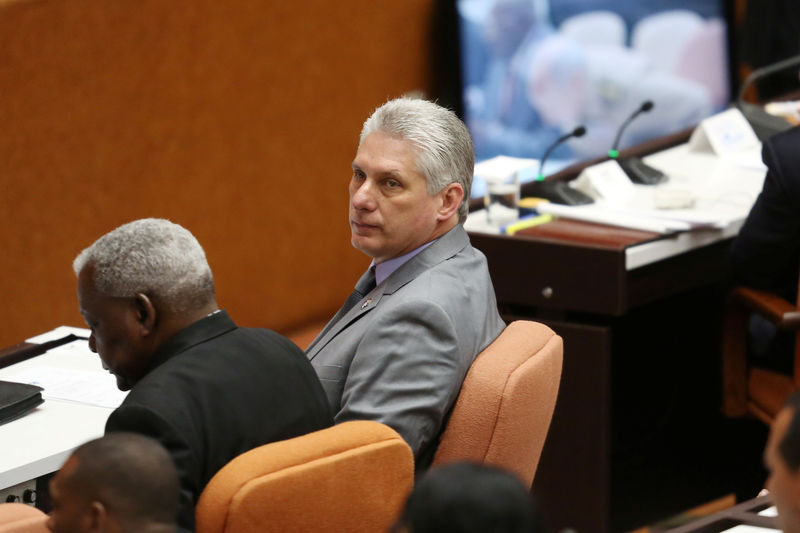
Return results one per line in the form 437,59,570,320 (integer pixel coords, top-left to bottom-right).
105,310,333,531
731,126,800,303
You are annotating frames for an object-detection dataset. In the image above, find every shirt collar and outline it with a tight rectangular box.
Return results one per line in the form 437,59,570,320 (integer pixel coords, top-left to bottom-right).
373,241,435,286
145,310,237,374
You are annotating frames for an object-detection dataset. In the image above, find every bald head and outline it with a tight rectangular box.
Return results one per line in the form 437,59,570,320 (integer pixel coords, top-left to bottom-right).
48,433,179,533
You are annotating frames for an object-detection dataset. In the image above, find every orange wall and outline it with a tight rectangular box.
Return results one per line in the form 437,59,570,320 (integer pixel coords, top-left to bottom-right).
0,0,434,346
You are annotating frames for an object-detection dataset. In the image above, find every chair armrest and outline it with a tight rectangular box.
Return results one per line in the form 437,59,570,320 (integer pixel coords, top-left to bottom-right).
731,287,800,330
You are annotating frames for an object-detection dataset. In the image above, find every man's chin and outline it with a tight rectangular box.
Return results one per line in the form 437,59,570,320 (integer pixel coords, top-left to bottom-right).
351,235,376,256
115,375,133,391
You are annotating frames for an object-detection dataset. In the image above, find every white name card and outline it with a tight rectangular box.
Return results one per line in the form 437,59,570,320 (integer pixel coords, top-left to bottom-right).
573,159,635,204
689,107,760,156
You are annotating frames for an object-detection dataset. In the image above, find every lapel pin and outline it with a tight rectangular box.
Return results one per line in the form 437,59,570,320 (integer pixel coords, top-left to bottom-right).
361,298,372,309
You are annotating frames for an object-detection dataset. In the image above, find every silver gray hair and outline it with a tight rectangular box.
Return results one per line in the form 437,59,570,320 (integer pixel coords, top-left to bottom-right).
73,218,215,314
360,97,474,223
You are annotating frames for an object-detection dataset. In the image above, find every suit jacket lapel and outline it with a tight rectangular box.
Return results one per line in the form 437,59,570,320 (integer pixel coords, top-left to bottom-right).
306,285,383,359
305,225,470,360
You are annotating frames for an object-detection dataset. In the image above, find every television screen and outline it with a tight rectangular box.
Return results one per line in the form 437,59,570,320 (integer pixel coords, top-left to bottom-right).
458,0,731,171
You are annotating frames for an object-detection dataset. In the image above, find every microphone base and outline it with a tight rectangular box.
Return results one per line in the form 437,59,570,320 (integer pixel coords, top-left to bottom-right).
737,102,793,142
527,180,594,206
618,157,666,185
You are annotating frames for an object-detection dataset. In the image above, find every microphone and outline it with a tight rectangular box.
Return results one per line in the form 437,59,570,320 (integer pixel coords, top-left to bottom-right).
537,125,586,180
609,101,653,158
527,125,593,206
737,53,800,104
607,100,666,185
736,53,800,141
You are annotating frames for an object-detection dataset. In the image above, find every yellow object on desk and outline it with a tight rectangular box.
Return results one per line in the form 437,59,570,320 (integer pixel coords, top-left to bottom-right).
502,214,553,235
518,197,550,209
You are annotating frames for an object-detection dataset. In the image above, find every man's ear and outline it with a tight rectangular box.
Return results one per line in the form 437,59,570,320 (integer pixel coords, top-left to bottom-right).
85,501,106,533
133,293,157,335
436,183,464,221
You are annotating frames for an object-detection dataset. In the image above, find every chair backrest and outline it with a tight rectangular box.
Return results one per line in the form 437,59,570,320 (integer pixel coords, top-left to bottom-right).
196,420,413,533
432,320,563,488
0,504,48,533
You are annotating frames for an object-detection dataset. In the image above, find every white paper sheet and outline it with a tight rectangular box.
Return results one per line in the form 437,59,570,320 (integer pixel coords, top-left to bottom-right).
3,366,127,409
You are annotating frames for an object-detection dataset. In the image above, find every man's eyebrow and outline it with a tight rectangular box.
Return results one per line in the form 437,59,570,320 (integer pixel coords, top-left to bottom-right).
378,169,403,179
350,163,403,179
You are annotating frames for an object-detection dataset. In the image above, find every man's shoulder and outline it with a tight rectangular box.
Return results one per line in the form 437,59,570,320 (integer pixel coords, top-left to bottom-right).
766,125,800,165
179,325,302,360
381,240,496,320
117,325,323,424
406,237,491,287
769,124,800,147
134,327,306,392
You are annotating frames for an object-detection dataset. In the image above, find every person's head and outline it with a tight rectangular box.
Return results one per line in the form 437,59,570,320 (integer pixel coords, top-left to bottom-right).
765,392,800,533
525,35,589,129
47,433,180,533
351,97,473,263
392,462,542,533
73,218,217,390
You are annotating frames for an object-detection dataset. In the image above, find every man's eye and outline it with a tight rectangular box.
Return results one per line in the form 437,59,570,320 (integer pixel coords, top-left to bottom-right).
352,170,365,181
385,179,400,188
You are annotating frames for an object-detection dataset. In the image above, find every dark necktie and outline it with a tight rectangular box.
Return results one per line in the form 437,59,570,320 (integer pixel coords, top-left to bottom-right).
340,266,377,315
308,267,377,353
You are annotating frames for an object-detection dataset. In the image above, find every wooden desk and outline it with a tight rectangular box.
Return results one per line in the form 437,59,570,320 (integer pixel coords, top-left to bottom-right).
469,134,768,533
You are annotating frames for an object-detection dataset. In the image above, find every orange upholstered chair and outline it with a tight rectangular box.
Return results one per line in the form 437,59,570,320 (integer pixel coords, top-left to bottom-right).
195,420,414,533
432,320,563,488
0,503,48,533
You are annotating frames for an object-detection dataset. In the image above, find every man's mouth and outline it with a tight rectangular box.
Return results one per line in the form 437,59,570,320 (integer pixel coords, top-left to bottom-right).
351,219,378,233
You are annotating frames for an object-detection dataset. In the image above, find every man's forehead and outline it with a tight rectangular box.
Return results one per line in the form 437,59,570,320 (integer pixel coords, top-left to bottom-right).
52,455,80,490
77,268,100,310
358,131,418,155
354,133,422,176
77,265,97,294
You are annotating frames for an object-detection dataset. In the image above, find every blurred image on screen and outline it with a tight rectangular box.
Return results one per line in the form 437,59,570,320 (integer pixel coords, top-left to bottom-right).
458,0,730,166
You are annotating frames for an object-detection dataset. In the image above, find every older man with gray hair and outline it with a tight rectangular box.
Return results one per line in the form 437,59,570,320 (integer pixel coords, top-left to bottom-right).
306,97,505,469
74,218,332,532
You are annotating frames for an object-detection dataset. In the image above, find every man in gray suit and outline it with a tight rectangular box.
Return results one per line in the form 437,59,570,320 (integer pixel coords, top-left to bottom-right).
306,97,505,469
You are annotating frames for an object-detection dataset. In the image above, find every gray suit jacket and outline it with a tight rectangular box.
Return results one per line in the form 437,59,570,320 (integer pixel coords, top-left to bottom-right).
306,225,505,466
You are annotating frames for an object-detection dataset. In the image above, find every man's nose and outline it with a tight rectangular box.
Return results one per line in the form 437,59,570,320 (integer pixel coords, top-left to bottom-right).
351,181,376,210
